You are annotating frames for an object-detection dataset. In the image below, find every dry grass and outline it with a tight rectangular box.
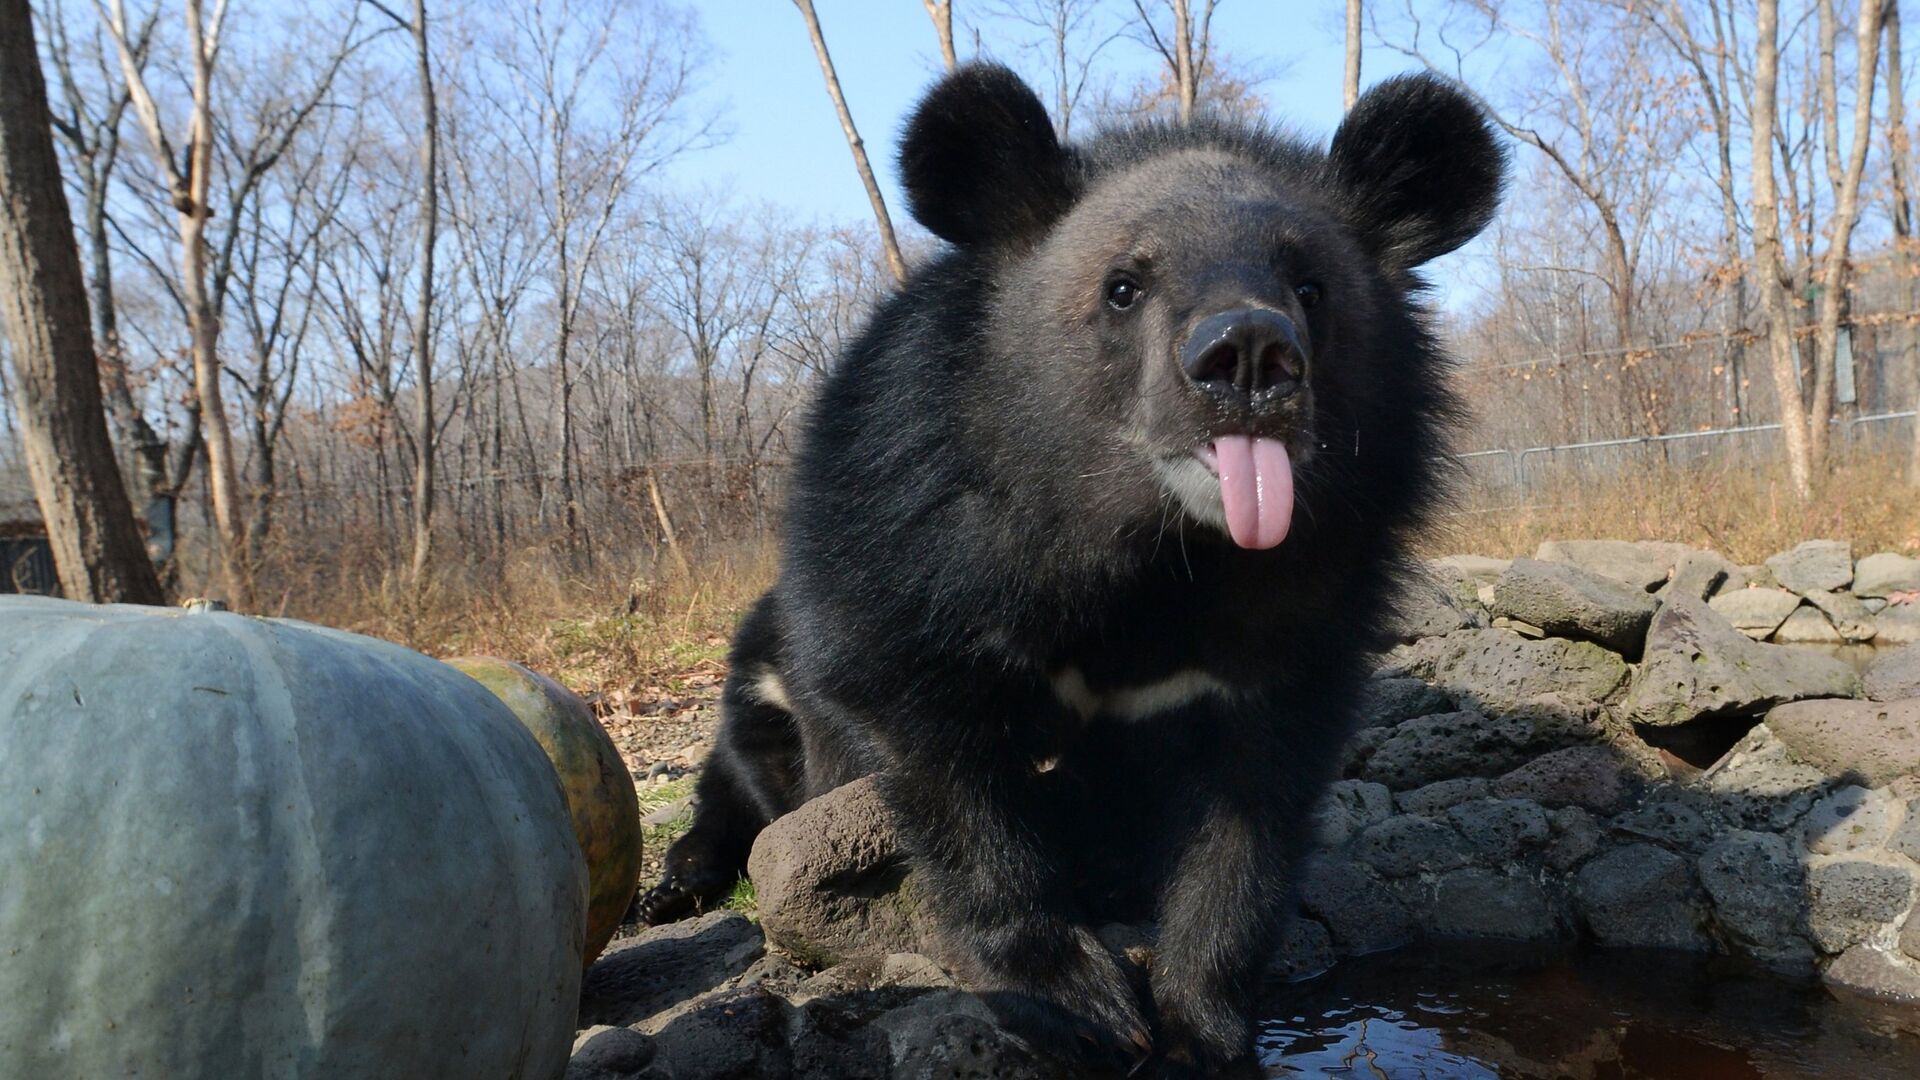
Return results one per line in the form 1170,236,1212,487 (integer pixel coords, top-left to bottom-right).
1425,448,1920,565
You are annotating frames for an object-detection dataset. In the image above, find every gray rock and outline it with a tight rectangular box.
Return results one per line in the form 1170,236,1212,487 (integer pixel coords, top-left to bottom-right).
1865,643,1920,702
1546,806,1602,871
1310,779,1395,848
1772,605,1843,644
1535,539,1695,592
1707,587,1802,639
1824,946,1920,1004
1866,597,1891,613
1702,723,1837,832
1624,595,1860,727
1357,677,1454,729
1765,699,1920,788
1444,798,1550,863
1352,815,1474,877
1489,558,1658,655
568,1026,659,1080
1573,844,1710,950
1493,744,1658,815
1905,909,1920,965
1392,630,1630,717
1697,830,1815,974
581,912,767,1028
1491,616,1547,638
749,777,924,968
1391,575,1487,642
1855,553,1920,599
1425,868,1561,942
1360,697,1619,791
879,991,1053,1080
1339,725,1390,779
1808,861,1913,954
1607,796,1716,851
1269,917,1335,982
1659,550,1736,603
647,985,796,1080
1298,856,1414,954
1799,786,1894,856
1393,777,1492,816
1878,604,1920,647
1767,540,1854,594
1806,590,1878,642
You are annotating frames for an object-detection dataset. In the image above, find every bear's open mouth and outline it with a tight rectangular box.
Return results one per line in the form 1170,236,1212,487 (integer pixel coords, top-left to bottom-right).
1154,436,1296,550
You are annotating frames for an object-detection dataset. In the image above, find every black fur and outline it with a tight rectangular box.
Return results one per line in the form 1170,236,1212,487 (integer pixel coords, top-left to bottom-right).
642,66,1506,1076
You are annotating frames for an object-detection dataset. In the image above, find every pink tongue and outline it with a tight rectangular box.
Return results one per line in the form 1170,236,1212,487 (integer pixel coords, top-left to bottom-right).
1213,435,1294,549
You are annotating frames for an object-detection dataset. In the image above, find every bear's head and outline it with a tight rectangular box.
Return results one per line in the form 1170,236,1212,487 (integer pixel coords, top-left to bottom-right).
898,65,1505,553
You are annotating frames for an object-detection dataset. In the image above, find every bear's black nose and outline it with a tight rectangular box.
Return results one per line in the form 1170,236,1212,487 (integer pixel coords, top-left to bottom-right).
1180,307,1306,398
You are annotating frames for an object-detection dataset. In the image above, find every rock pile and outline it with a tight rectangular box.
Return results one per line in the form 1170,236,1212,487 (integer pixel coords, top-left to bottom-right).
570,539,1920,1079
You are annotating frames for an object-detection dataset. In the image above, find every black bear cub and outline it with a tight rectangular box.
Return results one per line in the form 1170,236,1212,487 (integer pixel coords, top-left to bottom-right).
642,65,1505,1075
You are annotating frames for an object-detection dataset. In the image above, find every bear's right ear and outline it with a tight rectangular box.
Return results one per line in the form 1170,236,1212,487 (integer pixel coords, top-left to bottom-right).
899,64,1075,248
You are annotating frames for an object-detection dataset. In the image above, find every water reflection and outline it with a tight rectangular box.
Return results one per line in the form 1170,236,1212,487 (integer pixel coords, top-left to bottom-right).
1258,944,1920,1078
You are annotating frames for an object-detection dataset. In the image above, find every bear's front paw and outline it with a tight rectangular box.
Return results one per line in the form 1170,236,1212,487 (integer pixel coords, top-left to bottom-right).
1149,982,1257,1079
966,925,1153,1073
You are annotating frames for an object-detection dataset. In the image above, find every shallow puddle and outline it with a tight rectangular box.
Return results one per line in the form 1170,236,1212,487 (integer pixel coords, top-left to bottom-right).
1257,944,1920,1078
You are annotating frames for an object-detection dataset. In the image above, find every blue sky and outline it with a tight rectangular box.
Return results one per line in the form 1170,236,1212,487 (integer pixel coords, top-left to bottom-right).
667,2,1428,235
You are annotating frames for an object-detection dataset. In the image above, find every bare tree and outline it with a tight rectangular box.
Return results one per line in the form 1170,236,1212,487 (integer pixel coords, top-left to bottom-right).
1804,0,1884,468
989,0,1117,139
1887,2,1919,484
1750,0,1812,495
1130,0,1216,123
794,0,907,284
1344,0,1362,111
923,0,958,70
0,0,162,603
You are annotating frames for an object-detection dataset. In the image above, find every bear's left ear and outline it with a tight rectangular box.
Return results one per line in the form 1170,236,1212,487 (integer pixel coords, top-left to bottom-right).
899,63,1075,248
1328,74,1507,272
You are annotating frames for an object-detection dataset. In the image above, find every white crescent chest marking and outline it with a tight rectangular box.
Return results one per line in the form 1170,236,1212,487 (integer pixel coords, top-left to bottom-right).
1051,666,1236,722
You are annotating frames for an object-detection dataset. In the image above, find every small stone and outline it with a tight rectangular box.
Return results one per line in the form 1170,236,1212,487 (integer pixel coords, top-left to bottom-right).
1298,856,1414,954
1772,605,1843,644
1425,868,1561,942
1807,861,1913,954
1764,699,1920,788
749,777,925,967
1269,917,1335,982
1855,553,1920,598
1431,554,1511,587
1489,557,1658,655
1444,798,1550,863
1309,779,1396,848
1391,629,1630,718
1493,745,1653,814
568,1026,657,1080
1546,806,1602,871
1806,590,1878,642
1393,777,1493,816
1865,643,1920,702
1767,540,1854,594
1573,844,1710,951
1492,616,1547,638
1352,815,1474,878
879,990,1053,1080
1801,786,1896,855
1708,587,1802,638
1887,804,1920,863
1824,945,1920,1004
1866,597,1891,614
1697,830,1815,974
1391,575,1487,642
1659,550,1736,603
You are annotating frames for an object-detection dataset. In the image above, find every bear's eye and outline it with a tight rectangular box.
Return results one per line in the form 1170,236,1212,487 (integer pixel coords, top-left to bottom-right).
1105,276,1143,311
1294,282,1323,309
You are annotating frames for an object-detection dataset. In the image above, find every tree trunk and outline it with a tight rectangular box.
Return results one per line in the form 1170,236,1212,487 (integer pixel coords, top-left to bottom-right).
1751,0,1813,497
0,0,162,604
1887,3,1920,484
408,0,439,583
1172,0,1195,122
794,0,908,284
1807,0,1884,470
1344,0,1362,112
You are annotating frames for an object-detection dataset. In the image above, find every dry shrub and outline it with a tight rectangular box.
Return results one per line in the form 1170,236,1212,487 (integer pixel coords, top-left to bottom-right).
1426,447,1919,563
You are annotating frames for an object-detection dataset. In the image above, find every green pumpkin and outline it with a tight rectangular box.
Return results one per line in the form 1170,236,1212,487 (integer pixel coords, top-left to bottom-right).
0,597,585,1079
447,656,642,965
